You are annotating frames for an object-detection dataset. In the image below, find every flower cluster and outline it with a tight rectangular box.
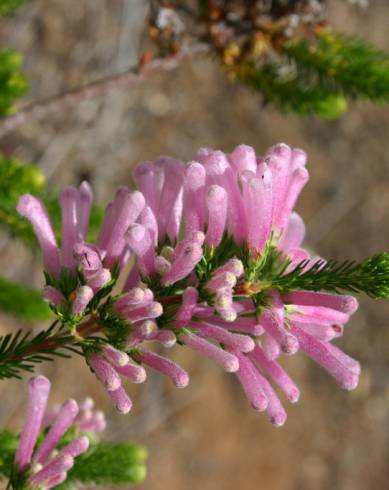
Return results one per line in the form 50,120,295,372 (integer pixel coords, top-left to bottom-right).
17,143,361,425
13,376,105,490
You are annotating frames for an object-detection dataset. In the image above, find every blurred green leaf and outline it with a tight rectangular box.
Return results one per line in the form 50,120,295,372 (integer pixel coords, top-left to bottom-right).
284,29,389,102
0,430,17,479
60,441,147,488
0,0,25,15
237,62,348,118
0,50,27,115
0,276,51,321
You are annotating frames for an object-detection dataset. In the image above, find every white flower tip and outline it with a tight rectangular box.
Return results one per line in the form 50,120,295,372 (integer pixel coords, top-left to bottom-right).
224,355,239,373
221,309,237,322
281,335,299,355
175,372,190,389
106,377,121,392
272,143,291,157
62,454,75,471
287,387,300,403
241,337,256,353
343,296,359,314
251,395,268,412
340,372,360,391
64,399,79,416
29,375,51,392
16,194,40,216
126,223,146,242
79,181,93,199
230,258,244,277
207,184,227,204
134,367,147,384
270,411,287,427
139,320,158,337
185,161,206,189
130,190,146,210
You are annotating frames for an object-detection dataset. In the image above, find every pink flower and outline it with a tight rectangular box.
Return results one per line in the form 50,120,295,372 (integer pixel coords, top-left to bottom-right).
13,376,93,490
18,143,361,424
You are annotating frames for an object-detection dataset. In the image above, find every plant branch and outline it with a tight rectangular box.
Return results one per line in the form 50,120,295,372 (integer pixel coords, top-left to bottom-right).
0,44,210,138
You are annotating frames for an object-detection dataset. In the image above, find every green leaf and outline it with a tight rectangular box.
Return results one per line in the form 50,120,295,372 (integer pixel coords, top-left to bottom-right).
0,50,27,115
0,431,18,479
284,29,389,102
63,441,147,487
0,0,25,15
0,276,51,321
237,62,348,118
249,248,389,299
0,322,76,380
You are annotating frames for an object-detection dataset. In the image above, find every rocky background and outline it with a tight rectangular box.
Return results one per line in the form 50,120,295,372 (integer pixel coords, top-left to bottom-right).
0,1,389,489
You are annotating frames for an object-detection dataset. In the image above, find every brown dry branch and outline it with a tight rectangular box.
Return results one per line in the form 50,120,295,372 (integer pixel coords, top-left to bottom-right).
0,44,210,139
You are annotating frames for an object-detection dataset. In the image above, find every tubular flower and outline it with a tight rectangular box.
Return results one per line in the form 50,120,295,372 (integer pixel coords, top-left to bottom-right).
13,376,93,490
17,144,362,425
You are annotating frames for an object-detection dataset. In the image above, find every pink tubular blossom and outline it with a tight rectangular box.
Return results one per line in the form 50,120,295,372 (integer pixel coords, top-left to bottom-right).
283,291,358,314
138,350,189,388
33,399,79,464
41,472,67,490
14,376,93,485
77,181,93,239
176,287,199,327
229,144,257,173
291,324,360,390
104,189,145,266
88,353,121,391
15,376,51,471
193,322,255,353
42,286,65,306
115,362,147,384
29,455,74,488
108,387,132,414
279,212,306,250
184,161,206,234
102,344,130,367
241,168,272,252
205,185,228,247
259,311,299,355
233,350,268,411
71,286,93,315
126,223,156,276
16,195,60,277
261,333,281,360
161,242,203,285
181,331,239,372
250,346,300,403
288,305,350,325
60,187,79,269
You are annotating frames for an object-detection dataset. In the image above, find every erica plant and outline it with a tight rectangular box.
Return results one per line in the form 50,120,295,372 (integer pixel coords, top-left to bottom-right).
6,143,388,427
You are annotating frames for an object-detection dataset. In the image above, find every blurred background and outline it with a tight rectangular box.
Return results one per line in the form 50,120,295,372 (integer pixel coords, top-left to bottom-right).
0,1,389,489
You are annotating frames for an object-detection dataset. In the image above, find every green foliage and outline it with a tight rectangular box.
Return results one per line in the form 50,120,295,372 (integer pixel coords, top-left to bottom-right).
0,0,25,15
0,431,18,479
0,322,76,380
0,276,51,321
237,62,348,118
0,50,27,116
248,246,389,299
284,30,389,102
0,431,147,488
235,29,389,117
61,441,147,488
